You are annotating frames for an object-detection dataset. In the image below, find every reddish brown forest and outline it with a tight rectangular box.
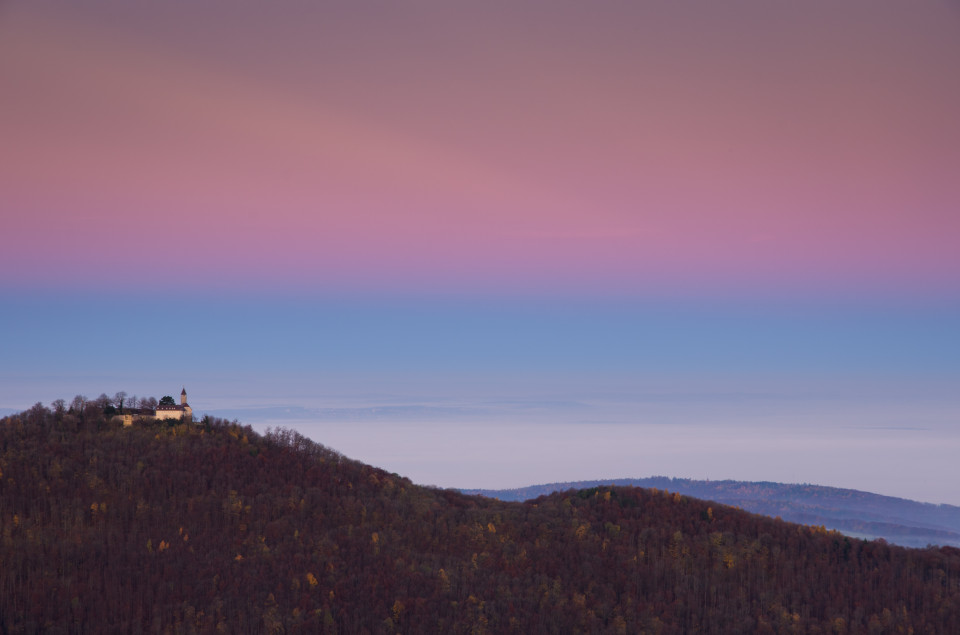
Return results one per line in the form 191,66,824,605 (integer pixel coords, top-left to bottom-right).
2,403,959,633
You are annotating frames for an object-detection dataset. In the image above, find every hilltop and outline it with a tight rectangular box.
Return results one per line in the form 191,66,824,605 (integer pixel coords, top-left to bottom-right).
465,478,960,549
2,403,960,633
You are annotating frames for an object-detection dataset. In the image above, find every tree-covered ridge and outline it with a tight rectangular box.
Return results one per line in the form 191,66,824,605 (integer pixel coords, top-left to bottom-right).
2,404,960,633
466,478,960,549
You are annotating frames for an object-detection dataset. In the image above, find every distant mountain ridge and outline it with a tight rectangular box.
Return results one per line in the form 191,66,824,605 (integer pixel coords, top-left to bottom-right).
464,477,960,549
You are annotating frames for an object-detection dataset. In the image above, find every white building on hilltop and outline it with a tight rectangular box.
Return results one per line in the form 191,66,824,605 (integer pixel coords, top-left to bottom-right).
154,387,193,421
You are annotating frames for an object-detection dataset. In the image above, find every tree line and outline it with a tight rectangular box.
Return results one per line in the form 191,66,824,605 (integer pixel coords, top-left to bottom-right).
2,402,959,633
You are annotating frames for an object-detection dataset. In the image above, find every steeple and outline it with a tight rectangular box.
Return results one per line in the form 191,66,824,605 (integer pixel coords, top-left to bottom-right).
181,387,188,406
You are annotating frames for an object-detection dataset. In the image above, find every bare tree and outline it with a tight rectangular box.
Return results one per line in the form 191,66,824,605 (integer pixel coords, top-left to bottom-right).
70,395,87,415
28,402,49,423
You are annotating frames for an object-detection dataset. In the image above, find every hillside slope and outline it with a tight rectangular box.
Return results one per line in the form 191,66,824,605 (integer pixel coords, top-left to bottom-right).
465,478,960,549
2,405,960,633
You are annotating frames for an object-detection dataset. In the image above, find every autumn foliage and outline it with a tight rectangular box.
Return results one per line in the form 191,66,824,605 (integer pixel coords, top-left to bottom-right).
2,403,960,633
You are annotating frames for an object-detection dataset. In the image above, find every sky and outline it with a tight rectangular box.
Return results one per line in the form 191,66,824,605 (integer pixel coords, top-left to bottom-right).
2,1,959,503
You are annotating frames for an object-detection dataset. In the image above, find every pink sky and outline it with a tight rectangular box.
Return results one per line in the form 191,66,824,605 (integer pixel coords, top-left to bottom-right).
2,2,960,504
2,1,959,299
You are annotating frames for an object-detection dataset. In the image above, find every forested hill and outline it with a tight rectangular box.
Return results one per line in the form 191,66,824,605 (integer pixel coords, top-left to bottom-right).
3,406,960,633
465,478,960,549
